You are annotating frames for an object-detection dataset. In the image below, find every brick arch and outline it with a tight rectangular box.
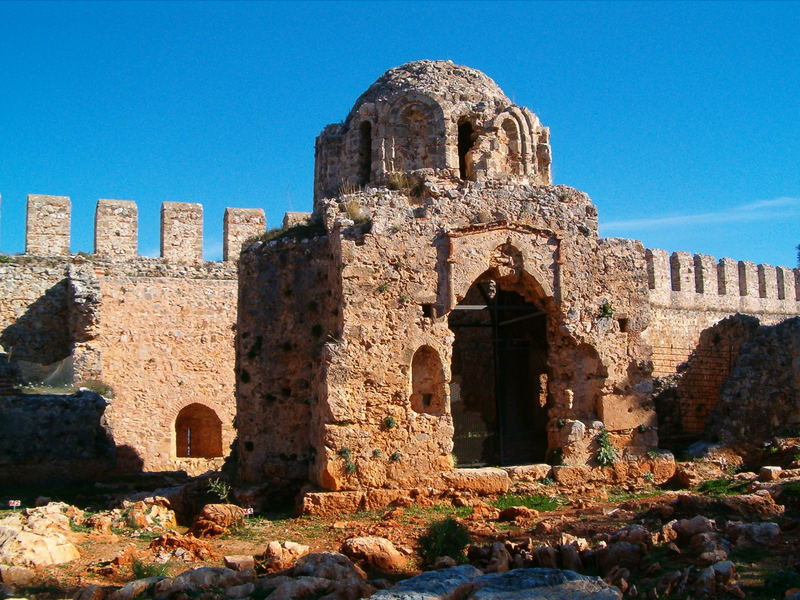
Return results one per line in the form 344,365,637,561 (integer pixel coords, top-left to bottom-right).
172,401,224,458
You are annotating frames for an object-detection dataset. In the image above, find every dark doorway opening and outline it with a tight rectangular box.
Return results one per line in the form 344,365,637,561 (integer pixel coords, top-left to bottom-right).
175,403,223,458
449,280,549,466
358,121,372,186
458,121,475,180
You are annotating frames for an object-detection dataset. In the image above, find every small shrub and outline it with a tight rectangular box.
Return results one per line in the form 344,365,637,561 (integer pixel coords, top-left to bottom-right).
647,448,661,460
386,172,423,197
377,283,389,293
598,302,615,319
637,423,651,433
249,221,327,244
644,472,655,483
207,478,231,503
417,518,471,566
0,255,13,263
338,448,352,460
781,480,800,498
372,448,382,458
596,428,618,466
384,416,397,429
539,477,554,486
389,451,401,462
556,418,566,429
77,379,114,399
344,460,357,474
131,558,169,580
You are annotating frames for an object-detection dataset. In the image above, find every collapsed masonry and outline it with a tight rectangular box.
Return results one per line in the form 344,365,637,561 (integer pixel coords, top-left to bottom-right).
0,198,265,481
236,60,800,505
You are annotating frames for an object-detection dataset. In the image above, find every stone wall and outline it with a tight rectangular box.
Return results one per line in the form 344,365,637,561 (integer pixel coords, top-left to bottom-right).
236,237,339,496
644,249,800,437
75,259,239,473
0,196,265,475
0,259,71,367
707,317,800,453
0,391,115,484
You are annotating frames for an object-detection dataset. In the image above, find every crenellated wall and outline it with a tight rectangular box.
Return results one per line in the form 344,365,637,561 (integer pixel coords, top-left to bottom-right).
0,195,266,479
644,248,800,436
24,194,266,263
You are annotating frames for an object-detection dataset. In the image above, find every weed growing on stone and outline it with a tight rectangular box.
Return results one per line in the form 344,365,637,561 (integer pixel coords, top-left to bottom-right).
207,478,231,503
417,518,471,567
596,427,618,466
389,451,402,462
384,416,397,429
598,302,615,319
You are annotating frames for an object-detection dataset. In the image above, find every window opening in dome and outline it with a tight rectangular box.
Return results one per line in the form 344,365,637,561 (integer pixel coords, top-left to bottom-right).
458,121,475,180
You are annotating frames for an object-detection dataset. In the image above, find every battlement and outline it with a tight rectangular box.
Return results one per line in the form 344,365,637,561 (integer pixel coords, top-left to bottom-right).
23,195,265,262
646,248,800,314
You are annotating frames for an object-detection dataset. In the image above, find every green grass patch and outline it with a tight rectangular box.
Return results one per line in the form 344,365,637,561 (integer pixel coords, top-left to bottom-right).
403,504,473,521
489,494,566,512
606,488,663,503
130,558,170,580
696,477,749,496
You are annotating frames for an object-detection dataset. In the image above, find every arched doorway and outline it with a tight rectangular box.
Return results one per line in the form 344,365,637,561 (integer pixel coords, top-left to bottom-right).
175,403,223,458
448,276,549,466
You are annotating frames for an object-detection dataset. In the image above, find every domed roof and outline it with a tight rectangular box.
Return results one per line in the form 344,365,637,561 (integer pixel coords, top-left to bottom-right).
347,60,511,121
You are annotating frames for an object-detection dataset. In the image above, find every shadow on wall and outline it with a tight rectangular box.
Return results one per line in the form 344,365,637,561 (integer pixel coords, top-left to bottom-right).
653,313,761,453
0,280,72,367
0,391,146,484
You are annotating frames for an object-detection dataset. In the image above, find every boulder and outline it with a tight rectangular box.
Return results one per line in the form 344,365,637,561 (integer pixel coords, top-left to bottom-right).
760,466,782,481
108,576,165,600
724,521,781,546
190,504,244,538
262,540,311,571
497,506,539,522
0,526,80,567
341,536,407,572
370,567,621,599
0,565,35,585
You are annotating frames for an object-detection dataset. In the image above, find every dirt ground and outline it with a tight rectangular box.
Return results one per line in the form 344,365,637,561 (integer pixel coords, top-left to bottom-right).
3,475,800,599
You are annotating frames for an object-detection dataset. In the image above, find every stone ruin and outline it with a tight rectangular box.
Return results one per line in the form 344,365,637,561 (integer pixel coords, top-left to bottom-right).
235,60,800,508
0,60,798,500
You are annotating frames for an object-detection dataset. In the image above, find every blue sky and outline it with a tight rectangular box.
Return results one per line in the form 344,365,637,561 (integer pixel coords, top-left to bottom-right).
1,1,798,266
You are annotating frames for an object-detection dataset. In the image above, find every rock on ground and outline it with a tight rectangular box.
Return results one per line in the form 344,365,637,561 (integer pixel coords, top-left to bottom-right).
370,566,620,599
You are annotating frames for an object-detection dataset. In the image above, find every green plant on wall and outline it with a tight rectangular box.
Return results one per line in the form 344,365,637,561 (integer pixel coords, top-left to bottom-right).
598,302,614,319
596,427,618,466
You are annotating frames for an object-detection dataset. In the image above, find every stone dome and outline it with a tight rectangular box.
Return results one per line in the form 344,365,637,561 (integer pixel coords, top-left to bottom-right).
314,60,552,202
346,60,511,123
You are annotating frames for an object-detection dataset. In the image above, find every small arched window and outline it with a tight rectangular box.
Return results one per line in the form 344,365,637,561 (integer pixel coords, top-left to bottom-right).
457,120,475,180
410,345,446,415
175,403,223,458
501,119,522,175
358,121,372,186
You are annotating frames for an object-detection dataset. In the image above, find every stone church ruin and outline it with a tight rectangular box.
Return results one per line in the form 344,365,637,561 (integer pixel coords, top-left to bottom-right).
235,60,800,509
1,60,798,502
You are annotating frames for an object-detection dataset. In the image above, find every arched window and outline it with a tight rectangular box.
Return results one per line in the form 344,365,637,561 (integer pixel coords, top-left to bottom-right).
410,345,446,415
501,119,522,175
358,121,372,186
175,403,223,458
458,120,475,180
393,104,433,171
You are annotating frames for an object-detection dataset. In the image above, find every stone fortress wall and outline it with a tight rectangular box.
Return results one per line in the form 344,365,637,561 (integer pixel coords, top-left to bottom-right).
0,195,265,480
644,249,799,437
